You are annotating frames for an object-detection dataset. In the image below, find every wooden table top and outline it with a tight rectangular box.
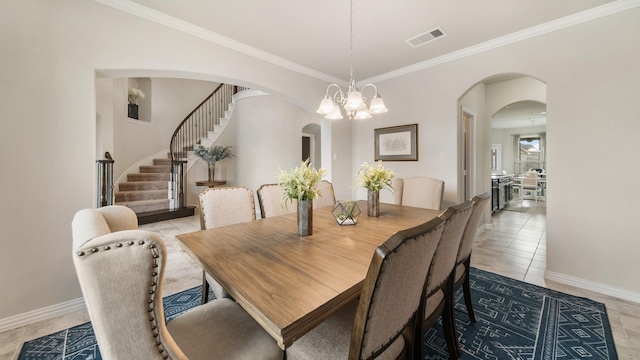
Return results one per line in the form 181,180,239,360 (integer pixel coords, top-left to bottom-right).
176,201,441,349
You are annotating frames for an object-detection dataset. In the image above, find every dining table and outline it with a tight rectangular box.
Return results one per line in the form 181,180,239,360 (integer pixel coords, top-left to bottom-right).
176,200,441,350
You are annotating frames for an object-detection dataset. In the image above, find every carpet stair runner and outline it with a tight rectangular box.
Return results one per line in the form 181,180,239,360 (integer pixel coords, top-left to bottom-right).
114,87,240,224
115,157,195,224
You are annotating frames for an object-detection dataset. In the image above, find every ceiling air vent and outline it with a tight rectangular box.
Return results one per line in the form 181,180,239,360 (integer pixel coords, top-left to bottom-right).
405,27,446,48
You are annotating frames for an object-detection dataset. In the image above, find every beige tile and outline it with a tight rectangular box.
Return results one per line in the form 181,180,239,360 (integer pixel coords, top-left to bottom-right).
12,203,638,359
0,326,25,360
496,254,532,267
22,309,85,342
502,247,536,259
626,328,640,351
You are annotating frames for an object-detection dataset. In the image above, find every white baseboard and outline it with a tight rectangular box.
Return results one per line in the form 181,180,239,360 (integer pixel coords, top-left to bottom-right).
545,271,640,304
0,298,86,333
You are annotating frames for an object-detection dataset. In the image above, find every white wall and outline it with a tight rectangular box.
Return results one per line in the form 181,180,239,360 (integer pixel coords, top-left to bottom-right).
1,0,639,327
459,82,489,202
104,77,218,180
0,0,330,323
231,94,320,217
356,8,640,299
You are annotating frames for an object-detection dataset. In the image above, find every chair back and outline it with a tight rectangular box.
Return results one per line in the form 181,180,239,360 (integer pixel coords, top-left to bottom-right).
456,193,491,266
522,176,538,188
426,201,474,296
313,180,336,209
257,184,297,219
199,186,256,229
392,177,445,210
349,216,445,360
71,205,185,360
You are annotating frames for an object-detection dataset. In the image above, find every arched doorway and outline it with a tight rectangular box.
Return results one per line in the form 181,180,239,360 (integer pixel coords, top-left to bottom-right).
458,74,547,206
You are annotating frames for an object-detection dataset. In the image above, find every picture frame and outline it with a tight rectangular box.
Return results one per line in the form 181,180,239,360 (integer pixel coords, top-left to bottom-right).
374,124,418,161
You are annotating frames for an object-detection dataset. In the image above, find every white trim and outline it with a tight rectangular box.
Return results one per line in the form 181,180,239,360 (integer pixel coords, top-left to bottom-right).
92,0,344,85
94,0,640,86
545,271,640,304
361,0,640,84
127,118,152,126
0,298,86,333
232,89,272,102
460,107,477,202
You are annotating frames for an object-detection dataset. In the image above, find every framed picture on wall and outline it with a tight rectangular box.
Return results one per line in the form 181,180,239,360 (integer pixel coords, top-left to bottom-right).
374,124,418,161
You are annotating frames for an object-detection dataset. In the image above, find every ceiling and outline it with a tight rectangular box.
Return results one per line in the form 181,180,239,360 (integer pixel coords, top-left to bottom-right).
113,0,633,128
491,100,547,129
126,0,619,82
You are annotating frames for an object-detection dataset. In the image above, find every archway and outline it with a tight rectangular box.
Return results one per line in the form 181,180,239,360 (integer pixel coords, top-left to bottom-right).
457,74,547,206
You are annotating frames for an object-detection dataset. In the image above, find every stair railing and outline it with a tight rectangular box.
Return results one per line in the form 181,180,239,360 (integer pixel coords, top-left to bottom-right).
96,152,114,207
169,84,239,209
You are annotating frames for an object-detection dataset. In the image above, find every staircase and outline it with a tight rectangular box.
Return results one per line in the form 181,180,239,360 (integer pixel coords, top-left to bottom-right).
113,84,240,224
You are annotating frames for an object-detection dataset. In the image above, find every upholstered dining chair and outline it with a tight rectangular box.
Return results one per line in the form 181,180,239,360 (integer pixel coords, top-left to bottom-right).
521,174,541,201
416,200,474,360
286,216,446,360
451,192,491,325
313,180,336,209
392,176,445,210
71,205,283,360
199,186,256,302
257,183,297,219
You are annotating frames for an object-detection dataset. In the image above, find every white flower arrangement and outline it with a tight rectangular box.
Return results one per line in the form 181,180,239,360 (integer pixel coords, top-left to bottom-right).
194,145,234,164
277,159,327,202
357,161,395,192
128,88,145,105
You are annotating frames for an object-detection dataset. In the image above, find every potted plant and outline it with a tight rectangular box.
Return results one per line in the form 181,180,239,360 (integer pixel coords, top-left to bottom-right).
356,161,394,217
277,159,326,236
127,87,145,119
194,145,234,182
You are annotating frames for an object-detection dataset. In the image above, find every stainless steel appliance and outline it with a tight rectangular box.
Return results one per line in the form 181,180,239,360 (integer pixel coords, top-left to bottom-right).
491,175,513,213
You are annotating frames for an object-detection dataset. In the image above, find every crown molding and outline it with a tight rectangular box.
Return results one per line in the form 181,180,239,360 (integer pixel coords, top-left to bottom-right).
95,0,640,86
362,0,640,84
93,0,344,85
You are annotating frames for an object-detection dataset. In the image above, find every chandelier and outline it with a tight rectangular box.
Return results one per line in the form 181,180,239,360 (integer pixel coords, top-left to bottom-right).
316,0,388,120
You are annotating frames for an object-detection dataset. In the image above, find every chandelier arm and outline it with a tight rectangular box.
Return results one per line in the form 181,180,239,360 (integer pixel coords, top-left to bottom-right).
359,83,379,103
316,0,388,120
325,84,346,104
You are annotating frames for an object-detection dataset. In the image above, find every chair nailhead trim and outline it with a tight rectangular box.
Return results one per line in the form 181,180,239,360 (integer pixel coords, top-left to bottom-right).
75,238,171,358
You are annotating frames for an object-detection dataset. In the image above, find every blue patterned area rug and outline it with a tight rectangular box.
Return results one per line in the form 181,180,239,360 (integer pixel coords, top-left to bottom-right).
19,268,617,359
17,288,212,360
425,268,617,359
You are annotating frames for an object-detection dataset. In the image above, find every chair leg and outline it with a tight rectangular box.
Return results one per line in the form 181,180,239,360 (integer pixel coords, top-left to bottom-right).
462,259,476,323
201,270,210,304
413,301,426,360
443,277,460,359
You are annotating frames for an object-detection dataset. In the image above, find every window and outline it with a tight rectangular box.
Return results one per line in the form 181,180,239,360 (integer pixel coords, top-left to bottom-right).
515,134,545,175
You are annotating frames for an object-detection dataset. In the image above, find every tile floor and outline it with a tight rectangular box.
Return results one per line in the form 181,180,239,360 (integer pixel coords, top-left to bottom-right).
1,200,638,359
